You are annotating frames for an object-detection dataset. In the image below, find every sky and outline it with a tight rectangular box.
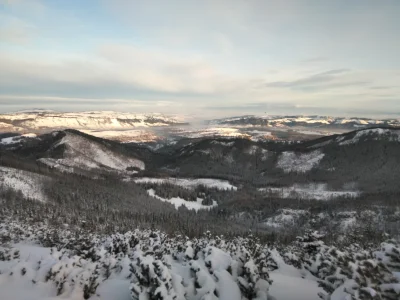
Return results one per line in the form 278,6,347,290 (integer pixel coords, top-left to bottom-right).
0,0,400,118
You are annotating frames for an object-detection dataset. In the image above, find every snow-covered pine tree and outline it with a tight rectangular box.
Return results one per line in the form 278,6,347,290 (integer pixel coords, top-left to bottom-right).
130,254,177,300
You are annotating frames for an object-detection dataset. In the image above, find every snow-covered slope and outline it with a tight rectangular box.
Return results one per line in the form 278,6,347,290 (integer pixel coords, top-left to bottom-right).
38,131,145,173
0,166,47,202
277,150,324,173
0,133,37,145
0,111,185,132
337,128,400,145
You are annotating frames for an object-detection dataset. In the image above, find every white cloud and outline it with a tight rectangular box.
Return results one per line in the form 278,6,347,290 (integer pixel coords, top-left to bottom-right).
1,42,399,116
0,16,35,44
0,0,399,116
0,0,46,14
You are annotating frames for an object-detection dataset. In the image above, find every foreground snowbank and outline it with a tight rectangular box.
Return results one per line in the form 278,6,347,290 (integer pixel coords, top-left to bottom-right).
1,221,399,300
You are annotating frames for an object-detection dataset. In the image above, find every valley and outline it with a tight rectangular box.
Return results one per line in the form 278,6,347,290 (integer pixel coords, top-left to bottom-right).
1,112,400,300
2,1,399,298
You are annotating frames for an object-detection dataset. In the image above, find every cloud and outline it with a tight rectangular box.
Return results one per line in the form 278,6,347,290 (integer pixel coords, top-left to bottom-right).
0,45,242,97
0,95,178,113
0,0,46,15
1,43,399,117
370,86,396,90
300,57,330,64
0,14,36,44
264,69,354,89
1,0,400,117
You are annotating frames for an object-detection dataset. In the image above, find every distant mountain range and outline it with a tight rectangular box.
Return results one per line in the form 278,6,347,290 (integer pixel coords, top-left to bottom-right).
0,110,187,132
1,110,399,132
1,111,400,146
209,115,400,129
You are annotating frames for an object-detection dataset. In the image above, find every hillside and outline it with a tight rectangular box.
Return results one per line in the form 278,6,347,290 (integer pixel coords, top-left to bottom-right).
0,130,151,177
1,126,400,300
2,127,400,195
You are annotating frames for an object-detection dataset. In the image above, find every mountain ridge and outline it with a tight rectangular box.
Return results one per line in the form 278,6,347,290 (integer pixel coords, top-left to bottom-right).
2,126,400,193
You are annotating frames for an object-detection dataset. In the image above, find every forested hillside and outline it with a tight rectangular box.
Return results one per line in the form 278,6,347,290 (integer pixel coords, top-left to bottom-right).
1,127,400,299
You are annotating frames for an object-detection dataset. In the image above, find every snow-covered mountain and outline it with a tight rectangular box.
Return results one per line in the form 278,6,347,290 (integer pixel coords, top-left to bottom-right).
0,110,186,132
0,129,148,177
210,115,400,129
38,130,145,174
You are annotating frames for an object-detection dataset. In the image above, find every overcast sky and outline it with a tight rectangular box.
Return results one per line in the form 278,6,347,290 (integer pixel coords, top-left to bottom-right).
0,0,399,118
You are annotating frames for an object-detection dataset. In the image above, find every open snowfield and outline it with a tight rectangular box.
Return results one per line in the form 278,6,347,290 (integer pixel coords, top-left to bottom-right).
259,183,359,200
0,166,47,202
147,189,218,211
133,177,237,191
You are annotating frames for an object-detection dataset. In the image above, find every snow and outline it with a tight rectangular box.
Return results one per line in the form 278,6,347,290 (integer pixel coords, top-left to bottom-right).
0,235,321,300
247,130,272,136
205,247,232,271
133,177,237,191
0,136,18,145
0,133,37,145
210,141,235,146
268,250,323,300
339,128,400,145
80,129,160,143
263,209,308,228
1,222,397,300
95,279,131,300
260,183,359,200
0,166,47,202
0,243,134,300
178,127,250,139
269,273,321,300
246,146,269,159
0,244,55,300
0,121,14,129
214,270,241,300
295,130,326,136
277,150,324,173
211,115,400,130
147,189,218,211
40,131,145,172
0,111,184,130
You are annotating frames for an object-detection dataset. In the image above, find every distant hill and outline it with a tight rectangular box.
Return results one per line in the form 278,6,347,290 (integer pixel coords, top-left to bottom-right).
210,115,400,130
